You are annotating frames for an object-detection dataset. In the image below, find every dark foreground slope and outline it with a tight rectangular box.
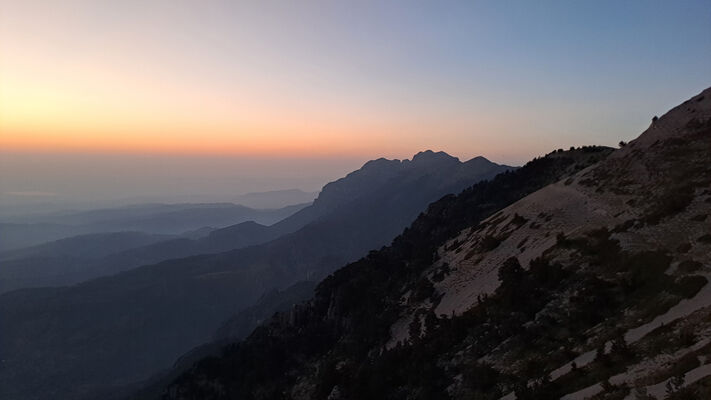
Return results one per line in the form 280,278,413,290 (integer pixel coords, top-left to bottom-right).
157,89,711,400
136,146,613,399
0,152,510,400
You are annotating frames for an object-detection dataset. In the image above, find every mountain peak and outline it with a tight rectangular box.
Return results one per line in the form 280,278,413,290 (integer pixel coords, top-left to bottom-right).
410,150,459,164
620,86,711,153
360,157,401,171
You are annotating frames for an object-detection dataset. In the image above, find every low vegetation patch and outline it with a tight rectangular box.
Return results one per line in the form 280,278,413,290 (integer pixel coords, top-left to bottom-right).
643,185,694,225
697,234,711,244
677,260,703,274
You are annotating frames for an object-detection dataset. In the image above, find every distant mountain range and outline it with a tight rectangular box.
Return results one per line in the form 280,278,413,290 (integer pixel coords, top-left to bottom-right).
0,203,314,294
130,146,613,400
234,189,319,209
0,202,308,252
143,88,711,399
0,151,513,400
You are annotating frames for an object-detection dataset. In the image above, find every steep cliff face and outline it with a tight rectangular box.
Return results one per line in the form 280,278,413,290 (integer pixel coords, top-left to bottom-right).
156,88,711,400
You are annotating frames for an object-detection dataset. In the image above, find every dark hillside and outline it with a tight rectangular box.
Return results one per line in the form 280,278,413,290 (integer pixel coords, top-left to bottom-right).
157,88,711,400
145,147,612,400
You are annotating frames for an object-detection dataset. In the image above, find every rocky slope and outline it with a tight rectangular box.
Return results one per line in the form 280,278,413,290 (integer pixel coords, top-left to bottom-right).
156,88,711,400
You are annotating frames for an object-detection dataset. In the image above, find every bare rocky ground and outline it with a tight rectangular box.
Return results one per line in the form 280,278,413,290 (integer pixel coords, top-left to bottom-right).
390,88,711,399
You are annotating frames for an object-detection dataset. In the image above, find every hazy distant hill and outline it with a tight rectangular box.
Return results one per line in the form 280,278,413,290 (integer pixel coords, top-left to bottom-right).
0,232,174,262
0,222,96,253
152,89,711,400
1,156,509,294
47,202,306,232
0,151,513,400
0,232,172,293
0,202,307,251
235,189,319,209
0,204,312,293
0,156,506,294
0,218,302,294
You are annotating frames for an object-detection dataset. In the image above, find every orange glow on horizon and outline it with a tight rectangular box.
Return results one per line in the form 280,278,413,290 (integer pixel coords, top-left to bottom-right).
0,68,409,158
0,65,516,159
0,127,400,158
0,53,438,158
0,27,522,162
0,20,549,165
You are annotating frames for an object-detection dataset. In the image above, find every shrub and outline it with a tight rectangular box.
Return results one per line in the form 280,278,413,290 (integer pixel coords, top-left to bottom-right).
690,214,707,222
411,279,435,302
678,326,696,347
676,242,692,253
697,234,711,244
644,185,694,224
674,275,707,299
510,213,528,227
480,235,502,251
431,263,451,283
677,260,702,274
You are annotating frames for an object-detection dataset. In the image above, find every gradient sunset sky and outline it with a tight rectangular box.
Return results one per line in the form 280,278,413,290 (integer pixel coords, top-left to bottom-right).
1,0,710,207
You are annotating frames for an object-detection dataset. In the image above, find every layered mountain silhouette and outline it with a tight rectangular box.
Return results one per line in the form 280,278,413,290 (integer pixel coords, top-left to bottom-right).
129,145,612,400
0,151,512,400
0,231,173,293
0,203,311,294
234,189,318,209
148,88,711,399
0,202,306,252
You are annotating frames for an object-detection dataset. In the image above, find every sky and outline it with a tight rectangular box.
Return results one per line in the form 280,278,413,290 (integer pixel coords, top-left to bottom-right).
1,0,710,210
